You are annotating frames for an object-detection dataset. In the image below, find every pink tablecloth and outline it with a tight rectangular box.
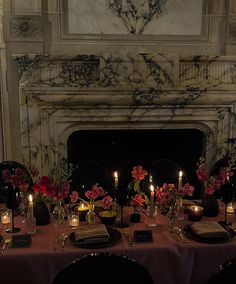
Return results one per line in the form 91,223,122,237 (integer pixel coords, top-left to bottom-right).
1,204,236,284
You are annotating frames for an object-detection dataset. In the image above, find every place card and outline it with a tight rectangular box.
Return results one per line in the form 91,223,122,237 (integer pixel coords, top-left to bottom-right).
133,230,153,243
11,234,31,248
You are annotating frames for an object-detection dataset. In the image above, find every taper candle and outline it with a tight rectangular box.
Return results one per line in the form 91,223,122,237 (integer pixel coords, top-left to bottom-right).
150,184,154,217
178,171,183,192
114,171,118,188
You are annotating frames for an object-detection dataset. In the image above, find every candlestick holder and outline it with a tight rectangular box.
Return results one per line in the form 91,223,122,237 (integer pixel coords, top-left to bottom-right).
6,208,21,233
114,186,129,228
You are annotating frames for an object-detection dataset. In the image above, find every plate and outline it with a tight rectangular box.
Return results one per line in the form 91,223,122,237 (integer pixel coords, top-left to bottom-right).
183,223,236,243
69,227,121,248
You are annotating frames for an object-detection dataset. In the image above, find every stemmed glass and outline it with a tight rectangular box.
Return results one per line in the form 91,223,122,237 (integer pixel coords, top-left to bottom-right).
219,181,234,226
5,185,21,233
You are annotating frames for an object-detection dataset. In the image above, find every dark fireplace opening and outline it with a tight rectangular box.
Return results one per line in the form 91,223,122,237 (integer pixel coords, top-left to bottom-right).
67,129,204,199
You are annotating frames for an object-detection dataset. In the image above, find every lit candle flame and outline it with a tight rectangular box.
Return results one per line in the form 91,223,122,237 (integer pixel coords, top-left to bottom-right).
29,194,33,203
179,171,183,178
150,184,154,192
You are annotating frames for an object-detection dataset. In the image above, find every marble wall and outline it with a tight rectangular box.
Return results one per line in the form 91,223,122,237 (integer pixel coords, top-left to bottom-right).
2,0,236,175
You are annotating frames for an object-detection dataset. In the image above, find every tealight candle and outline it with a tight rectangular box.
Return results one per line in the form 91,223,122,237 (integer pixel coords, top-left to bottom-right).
1,211,11,225
69,214,79,228
188,205,204,221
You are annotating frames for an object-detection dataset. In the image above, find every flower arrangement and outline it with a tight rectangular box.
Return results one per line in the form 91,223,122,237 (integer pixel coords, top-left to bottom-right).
196,156,234,195
127,165,149,214
32,160,74,204
155,182,194,214
69,184,113,211
2,166,35,192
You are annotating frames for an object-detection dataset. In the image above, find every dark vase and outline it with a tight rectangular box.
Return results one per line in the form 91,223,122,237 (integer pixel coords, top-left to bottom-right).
130,212,141,223
201,194,219,217
5,185,20,211
34,201,50,225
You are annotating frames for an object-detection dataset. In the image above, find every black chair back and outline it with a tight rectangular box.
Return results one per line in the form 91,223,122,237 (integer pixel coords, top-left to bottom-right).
208,257,236,284
52,253,154,284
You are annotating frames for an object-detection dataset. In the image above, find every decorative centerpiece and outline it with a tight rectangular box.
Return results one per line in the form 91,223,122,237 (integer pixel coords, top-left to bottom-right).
196,156,234,217
128,165,149,223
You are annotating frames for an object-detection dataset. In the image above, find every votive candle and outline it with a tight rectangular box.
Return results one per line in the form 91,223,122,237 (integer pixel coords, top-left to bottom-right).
187,205,204,221
69,215,79,227
1,211,10,225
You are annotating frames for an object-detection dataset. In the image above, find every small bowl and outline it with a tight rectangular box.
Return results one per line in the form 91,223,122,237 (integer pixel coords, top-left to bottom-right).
98,210,117,226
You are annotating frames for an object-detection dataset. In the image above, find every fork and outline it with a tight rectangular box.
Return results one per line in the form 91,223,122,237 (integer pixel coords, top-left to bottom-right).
1,237,11,254
173,226,189,243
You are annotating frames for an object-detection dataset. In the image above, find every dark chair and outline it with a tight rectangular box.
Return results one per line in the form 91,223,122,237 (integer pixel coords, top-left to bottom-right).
52,253,154,284
208,257,236,284
0,160,33,203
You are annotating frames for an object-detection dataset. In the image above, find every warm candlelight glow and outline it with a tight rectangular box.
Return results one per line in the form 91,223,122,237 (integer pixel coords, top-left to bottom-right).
29,194,33,203
188,205,204,221
114,171,119,188
178,171,183,193
69,215,79,227
149,184,155,217
1,212,10,225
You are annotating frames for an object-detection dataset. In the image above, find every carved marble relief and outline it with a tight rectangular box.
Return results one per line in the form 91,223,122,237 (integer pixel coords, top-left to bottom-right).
107,0,167,34
66,0,202,35
10,16,41,40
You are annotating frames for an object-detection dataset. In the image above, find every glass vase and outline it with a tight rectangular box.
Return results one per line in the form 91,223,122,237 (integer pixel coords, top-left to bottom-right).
52,200,66,225
86,202,97,224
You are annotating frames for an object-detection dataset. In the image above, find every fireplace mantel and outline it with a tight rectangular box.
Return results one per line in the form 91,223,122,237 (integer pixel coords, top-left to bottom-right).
16,53,236,175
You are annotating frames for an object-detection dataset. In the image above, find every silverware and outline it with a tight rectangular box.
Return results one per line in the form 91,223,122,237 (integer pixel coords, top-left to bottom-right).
1,237,11,254
173,226,189,243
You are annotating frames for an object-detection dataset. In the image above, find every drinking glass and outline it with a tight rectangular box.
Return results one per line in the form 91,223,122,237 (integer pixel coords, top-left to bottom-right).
219,182,234,226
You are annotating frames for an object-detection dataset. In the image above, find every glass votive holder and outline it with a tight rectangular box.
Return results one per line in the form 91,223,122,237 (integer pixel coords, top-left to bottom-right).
187,205,204,221
1,208,11,226
77,201,89,221
27,216,36,234
69,214,79,228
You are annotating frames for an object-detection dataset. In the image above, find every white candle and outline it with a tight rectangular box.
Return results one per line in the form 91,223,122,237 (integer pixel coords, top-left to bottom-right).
114,171,118,188
150,184,154,217
1,212,10,225
28,194,34,220
69,215,79,227
178,171,183,192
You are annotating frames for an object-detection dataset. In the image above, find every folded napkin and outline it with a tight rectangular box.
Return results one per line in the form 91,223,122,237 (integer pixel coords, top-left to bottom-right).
74,224,110,244
191,221,229,238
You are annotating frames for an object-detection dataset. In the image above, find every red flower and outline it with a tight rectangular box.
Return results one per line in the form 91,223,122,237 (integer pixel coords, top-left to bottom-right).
131,166,148,181
130,194,145,207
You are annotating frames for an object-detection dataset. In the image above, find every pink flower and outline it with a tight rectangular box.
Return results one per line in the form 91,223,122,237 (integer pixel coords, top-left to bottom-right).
101,195,113,209
181,183,194,196
130,194,145,207
70,191,79,204
131,166,148,181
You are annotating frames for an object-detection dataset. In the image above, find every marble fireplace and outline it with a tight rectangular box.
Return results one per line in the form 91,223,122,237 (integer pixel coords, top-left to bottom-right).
2,0,236,192
17,53,236,187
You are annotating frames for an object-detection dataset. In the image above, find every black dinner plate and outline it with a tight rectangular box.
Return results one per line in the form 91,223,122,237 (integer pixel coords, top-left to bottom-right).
183,223,236,243
69,226,121,248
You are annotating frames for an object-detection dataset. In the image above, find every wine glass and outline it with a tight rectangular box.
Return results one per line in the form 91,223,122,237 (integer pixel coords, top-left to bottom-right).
5,185,21,233
219,182,234,226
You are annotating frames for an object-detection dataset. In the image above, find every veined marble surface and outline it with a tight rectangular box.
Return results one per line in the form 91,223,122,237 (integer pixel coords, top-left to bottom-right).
67,0,202,35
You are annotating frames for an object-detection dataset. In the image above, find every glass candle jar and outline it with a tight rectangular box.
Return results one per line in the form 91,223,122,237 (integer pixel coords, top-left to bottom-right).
187,205,204,221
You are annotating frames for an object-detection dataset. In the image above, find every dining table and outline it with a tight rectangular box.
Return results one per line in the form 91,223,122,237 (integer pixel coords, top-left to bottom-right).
0,201,236,284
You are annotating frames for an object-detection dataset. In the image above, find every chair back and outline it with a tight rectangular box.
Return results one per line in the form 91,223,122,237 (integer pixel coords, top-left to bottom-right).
208,257,236,283
52,253,154,284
